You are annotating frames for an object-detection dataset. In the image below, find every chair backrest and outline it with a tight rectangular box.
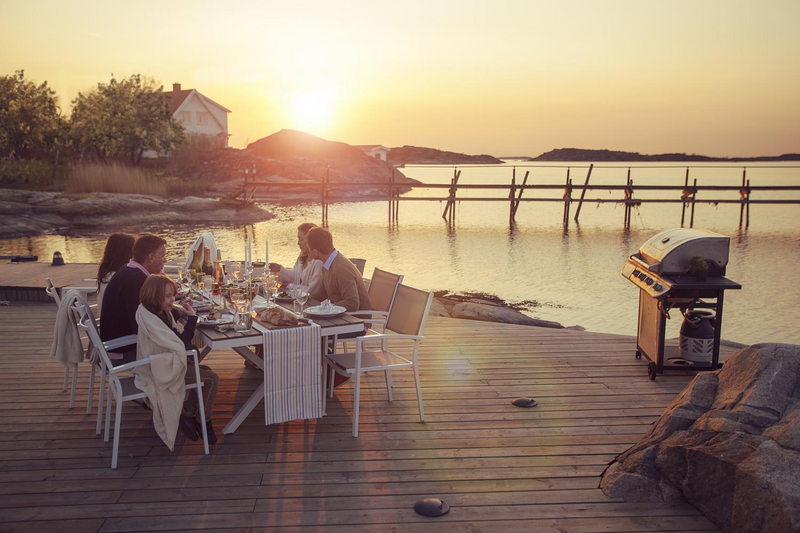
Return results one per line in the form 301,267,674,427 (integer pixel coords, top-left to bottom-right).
45,278,61,306
368,268,404,314
72,298,116,373
349,258,366,275
385,284,434,337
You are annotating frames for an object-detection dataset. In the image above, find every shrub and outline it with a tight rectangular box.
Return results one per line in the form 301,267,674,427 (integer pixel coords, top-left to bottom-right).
0,159,61,188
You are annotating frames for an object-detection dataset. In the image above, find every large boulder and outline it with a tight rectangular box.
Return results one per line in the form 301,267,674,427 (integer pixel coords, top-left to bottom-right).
600,343,800,533
450,301,564,328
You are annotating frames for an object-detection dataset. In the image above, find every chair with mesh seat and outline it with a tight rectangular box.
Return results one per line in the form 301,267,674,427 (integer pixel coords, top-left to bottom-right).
323,283,433,437
336,268,403,353
73,299,209,468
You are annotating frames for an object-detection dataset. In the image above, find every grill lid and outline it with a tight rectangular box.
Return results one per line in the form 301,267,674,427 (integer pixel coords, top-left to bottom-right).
637,228,730,274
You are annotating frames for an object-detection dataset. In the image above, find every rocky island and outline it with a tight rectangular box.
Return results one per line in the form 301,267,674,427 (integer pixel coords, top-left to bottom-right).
530,147,800,162
0,189,274,239
387,146,503,165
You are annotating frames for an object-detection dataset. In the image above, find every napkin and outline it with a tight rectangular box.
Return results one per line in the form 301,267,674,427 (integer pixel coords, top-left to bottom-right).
318,299,335,313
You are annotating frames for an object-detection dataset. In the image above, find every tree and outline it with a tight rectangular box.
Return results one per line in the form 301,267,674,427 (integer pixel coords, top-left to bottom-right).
70,74,184,165
0,70,62,158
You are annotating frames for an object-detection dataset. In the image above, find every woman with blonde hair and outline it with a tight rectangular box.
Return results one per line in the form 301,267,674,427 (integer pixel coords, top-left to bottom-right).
136,274,219,445
269,221,325,301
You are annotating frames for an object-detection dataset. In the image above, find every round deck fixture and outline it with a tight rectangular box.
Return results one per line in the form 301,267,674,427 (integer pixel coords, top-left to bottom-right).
512,397,538,408
414,498,450,517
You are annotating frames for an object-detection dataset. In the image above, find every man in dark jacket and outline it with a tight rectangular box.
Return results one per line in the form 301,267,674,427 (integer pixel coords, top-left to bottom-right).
100,234,167,360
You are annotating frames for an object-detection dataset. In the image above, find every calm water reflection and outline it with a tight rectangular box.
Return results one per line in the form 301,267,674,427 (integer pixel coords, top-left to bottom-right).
2,163,799,345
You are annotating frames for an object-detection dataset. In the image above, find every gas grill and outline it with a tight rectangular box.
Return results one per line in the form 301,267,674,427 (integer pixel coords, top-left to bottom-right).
621,228,741,380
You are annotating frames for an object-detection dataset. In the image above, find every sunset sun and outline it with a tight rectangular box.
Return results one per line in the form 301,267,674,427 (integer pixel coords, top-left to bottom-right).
290,92,334,133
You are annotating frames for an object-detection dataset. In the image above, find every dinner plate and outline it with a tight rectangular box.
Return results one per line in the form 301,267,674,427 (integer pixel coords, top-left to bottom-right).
304,304,347,318
198,315,233,327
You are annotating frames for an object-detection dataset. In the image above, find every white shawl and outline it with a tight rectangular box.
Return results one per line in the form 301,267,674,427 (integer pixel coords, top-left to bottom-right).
50,290,86,365
134,305,188,450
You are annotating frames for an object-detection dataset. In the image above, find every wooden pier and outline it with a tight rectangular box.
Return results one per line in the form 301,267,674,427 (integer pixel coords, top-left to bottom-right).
0,268,736,531
244,164,800,230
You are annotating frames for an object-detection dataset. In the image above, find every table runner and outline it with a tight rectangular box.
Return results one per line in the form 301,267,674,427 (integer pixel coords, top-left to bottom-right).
262,323,323,425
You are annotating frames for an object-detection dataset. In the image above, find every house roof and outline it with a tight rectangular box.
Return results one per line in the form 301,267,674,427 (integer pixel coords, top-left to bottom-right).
354,145,390,151
164,90,193,114
164,89,232,114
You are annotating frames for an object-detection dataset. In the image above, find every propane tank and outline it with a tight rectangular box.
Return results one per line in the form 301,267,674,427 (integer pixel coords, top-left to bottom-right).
679,309,716,363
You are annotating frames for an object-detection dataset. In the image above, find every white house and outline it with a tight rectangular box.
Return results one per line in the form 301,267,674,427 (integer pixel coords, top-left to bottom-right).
144,83,231,157
354,145,391,161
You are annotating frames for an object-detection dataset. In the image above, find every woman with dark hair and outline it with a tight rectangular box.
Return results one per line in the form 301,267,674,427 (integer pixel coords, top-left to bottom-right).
96,233,135,315
268,222,324,301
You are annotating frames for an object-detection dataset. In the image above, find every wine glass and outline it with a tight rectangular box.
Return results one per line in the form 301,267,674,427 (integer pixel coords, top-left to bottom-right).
295,288,309,314
232,262,242,283
197,277,205,295
188,268,197,287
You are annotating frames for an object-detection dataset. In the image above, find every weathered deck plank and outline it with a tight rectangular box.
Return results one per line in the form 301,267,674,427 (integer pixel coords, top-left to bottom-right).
0,300,731,532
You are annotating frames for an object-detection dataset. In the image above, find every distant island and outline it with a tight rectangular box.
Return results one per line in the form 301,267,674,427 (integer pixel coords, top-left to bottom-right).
528,148,800,162
388,146,503,165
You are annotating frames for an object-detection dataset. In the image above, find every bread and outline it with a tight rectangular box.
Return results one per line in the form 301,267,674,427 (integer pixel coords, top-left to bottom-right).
258,306,299,327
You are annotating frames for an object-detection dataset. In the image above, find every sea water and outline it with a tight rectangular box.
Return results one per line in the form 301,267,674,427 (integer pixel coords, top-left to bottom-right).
2,162,798,345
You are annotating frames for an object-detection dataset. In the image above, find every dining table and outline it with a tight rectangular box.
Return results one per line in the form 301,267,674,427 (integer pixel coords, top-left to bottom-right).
193,300,365,434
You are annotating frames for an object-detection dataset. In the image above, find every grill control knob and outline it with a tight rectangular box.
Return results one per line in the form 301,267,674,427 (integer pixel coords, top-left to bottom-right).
653,283,663,291
633,269,641,277
645,277,654,285
639,273,647,281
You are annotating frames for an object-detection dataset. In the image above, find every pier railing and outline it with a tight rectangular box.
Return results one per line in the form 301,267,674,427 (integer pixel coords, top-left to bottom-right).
240,164,800,228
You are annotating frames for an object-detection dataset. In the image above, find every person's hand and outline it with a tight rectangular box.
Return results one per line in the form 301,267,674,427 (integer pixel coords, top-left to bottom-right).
179,300,196,317
269,262,281,273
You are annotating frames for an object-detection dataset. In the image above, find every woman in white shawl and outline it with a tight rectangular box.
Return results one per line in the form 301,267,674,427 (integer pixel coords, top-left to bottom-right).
268,222,325,301
136,275,219,447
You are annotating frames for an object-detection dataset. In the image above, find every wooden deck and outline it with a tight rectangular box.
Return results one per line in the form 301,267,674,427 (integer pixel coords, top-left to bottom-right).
0,299,732,532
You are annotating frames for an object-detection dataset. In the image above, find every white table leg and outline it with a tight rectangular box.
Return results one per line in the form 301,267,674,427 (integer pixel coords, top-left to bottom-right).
222,383,265,434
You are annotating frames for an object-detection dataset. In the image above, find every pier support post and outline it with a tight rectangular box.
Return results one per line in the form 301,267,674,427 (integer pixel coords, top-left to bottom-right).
690,178,698,228
573,164,594,222
680,167,690,227
509,168,516,227
739,167,747,229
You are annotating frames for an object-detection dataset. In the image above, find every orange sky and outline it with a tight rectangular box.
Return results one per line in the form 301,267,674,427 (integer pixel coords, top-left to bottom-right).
2,0,799,157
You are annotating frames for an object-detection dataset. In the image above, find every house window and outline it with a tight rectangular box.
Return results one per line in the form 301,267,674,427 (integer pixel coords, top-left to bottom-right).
179,111,191,124
196,112,208,125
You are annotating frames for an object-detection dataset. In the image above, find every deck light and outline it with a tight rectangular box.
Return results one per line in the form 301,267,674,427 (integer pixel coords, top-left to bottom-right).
512,397,537,408
414,498,450,517
51,251,65,266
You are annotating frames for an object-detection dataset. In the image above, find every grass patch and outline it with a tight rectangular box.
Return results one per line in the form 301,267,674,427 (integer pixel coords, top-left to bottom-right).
66,162,169,196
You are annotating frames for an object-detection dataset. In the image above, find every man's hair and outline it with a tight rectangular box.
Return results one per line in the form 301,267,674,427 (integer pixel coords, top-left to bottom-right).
305,227,334,255
139,274,177,315
297,221,317,233
132,234,167,263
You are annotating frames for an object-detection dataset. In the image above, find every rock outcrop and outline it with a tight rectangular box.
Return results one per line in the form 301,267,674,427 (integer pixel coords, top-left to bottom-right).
600,343,800,533
427,293,564,329
387,145,503,165
0,189,274,238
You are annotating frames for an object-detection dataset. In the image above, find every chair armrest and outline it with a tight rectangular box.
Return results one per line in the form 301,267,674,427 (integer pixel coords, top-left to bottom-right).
103,334,138,351
356,333,422,344
348,310,388,318
110,357,151,373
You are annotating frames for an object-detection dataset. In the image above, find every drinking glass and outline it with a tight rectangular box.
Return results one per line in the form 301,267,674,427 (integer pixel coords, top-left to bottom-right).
231,262,242,283
188,268,197,287
270,279,281,305
295,288,309,314
233,299,253,332
202,275,213,298
177,264,185,284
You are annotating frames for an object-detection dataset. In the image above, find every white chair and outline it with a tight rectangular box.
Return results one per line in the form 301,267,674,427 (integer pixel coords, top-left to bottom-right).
73,300,209,468
336,268,403,353
324,284,433,437
47,279,106,418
